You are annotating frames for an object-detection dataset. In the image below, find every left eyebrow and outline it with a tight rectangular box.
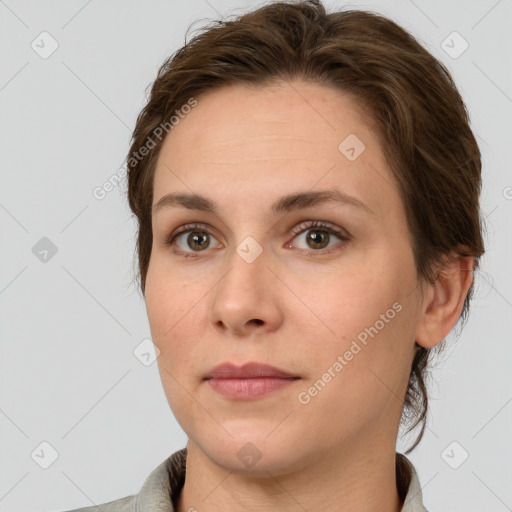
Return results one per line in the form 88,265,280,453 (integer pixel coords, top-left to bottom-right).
152,189,374,217
271,189,374,216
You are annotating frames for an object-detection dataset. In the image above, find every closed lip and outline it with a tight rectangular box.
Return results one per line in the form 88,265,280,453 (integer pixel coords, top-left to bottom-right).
204,362,299,380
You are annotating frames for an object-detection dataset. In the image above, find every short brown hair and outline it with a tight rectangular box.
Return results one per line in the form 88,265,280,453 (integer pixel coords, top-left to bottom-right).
126,0,485,452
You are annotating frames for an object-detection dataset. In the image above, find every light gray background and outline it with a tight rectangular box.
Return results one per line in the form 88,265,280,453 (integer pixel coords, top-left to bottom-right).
1,1,511,511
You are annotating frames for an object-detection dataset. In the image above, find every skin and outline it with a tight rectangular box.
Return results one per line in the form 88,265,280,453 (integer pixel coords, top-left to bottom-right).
144,80,474,512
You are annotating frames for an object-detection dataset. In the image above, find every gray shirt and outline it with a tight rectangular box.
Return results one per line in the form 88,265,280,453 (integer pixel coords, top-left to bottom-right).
62,448,428,512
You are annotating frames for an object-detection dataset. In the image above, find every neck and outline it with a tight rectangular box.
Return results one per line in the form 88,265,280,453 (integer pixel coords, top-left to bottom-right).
175,437,403,512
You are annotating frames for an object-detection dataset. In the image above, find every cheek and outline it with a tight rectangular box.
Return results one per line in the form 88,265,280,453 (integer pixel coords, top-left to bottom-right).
298,265,412,387
145,265,208,426
296,304,414,440
145,259,214,381
296,264,399,344
145,256,198,339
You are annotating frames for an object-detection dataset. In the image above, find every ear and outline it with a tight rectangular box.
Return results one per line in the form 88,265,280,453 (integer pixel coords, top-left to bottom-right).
415,253,475,349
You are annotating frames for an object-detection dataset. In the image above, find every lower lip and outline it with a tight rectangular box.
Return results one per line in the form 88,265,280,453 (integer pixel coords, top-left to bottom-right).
206,377,299,400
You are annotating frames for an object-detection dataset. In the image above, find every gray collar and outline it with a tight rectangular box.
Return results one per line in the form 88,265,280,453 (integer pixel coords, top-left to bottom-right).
134,448,428,512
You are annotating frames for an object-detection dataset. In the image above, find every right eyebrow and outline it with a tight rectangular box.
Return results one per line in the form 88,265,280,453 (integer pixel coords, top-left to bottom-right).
152,189,374,217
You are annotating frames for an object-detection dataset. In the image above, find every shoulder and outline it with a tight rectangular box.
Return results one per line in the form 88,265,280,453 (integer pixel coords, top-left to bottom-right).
56,448,187,512
57,494,135,512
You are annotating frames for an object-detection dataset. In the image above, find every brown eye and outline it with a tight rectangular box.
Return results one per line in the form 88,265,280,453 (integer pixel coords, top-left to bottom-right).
185,231,210,251
166,223,221,257
304,230,331,249
289,220,350,254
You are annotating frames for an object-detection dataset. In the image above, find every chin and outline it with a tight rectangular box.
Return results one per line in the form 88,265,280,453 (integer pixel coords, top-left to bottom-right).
192,432,312,477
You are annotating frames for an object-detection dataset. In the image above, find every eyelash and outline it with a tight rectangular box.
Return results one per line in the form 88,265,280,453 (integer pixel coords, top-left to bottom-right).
164,220,350,258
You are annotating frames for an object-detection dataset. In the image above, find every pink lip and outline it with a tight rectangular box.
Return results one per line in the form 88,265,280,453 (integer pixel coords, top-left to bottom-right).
207,377,298,400
204,362,300,400
204,361,298,379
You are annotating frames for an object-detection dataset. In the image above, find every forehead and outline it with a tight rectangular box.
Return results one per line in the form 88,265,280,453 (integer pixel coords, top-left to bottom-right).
158,80,375,160
153,80,399,219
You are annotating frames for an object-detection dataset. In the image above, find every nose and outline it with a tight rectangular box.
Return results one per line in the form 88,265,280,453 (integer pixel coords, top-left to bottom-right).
208,240,284,337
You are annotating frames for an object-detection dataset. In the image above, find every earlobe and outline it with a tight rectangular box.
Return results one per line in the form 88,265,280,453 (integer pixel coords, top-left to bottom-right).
415,254,475,349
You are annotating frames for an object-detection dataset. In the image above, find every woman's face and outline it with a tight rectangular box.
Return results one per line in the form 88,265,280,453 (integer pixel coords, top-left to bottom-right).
145,80,427,473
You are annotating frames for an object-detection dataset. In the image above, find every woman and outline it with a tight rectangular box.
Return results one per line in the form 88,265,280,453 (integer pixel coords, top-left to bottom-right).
64,0,484,510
